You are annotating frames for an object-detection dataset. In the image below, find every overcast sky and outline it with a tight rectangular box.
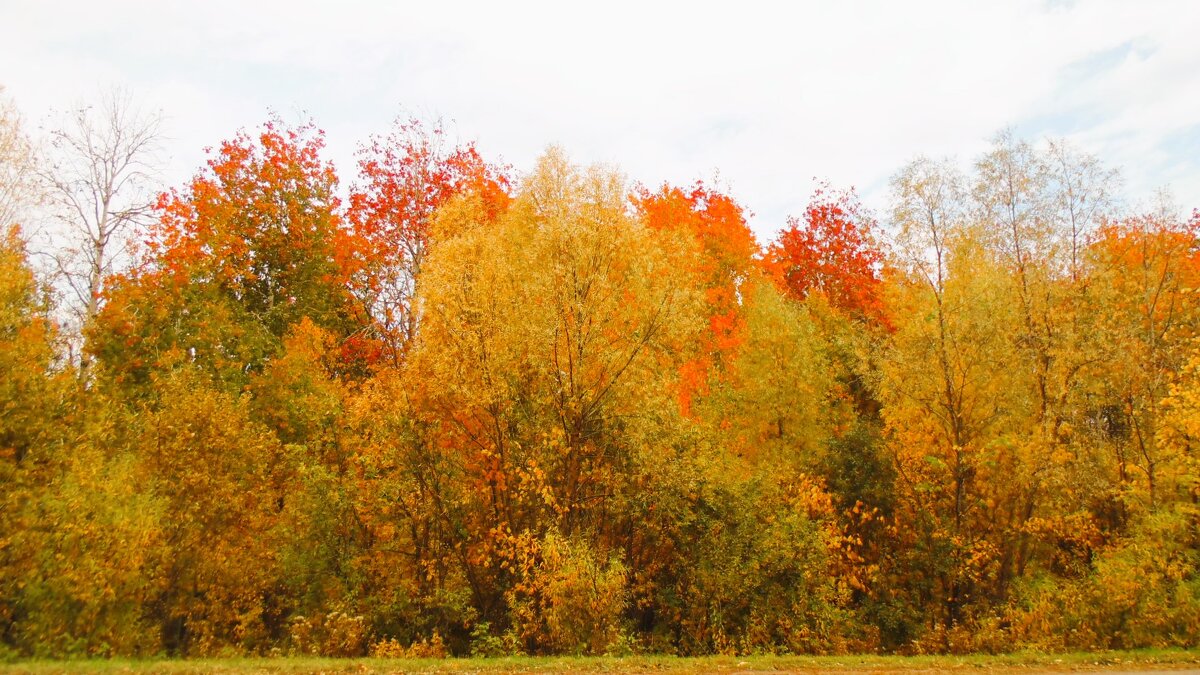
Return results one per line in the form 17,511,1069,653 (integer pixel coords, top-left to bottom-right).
2,0,1197,240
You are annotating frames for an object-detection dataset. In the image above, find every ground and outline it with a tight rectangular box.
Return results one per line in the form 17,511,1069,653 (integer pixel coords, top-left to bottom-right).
4,650,1200,674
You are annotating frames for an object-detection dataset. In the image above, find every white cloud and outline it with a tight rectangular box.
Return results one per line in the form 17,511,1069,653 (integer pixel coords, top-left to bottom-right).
1,0,1196,239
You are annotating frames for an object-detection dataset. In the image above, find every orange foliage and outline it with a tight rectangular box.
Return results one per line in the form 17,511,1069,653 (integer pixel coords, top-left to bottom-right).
151,119,354,296
636,182,759,414
92,118,363,382
766,183,889,328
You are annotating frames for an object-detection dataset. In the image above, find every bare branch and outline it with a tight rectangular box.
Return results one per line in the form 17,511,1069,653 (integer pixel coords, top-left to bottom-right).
33,87,163,361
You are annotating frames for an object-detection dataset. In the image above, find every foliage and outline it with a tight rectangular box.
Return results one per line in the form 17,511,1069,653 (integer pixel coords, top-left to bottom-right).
347,116,509,364
289,607,369,657
2,108,1198,659
766,182,888,327
369,631,448,659
1006,506,1200,651
90,117,361,391
506,533,628,656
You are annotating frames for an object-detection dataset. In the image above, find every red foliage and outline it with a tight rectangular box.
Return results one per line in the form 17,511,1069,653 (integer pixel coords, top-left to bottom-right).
347,117,510,363
766,182,889,327
92,118,366,382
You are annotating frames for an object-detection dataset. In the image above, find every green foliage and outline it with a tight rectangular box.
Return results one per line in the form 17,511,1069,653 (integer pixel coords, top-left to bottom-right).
666,472,855,655
468,621,524,658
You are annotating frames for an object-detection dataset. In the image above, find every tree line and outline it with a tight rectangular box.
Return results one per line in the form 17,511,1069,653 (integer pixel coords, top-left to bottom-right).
0,89,1197,658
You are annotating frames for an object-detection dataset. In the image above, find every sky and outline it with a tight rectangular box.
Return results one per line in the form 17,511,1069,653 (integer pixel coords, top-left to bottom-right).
1,0,1197,240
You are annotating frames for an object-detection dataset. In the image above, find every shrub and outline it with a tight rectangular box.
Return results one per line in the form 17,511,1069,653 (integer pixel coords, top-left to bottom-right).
369,631,447,658
289,606,369,656
468,621,524,657
506,532,629,655
1006,505,1200,650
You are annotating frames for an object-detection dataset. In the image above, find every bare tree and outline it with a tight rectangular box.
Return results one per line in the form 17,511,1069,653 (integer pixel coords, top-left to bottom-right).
38,89,162,336
0,86,36,229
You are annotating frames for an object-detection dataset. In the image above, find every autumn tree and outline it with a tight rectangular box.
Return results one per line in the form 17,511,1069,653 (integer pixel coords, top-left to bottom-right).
1085,208,1200,510
91,118,359,390
7,387,166,657
1045,138,1120,282
0,230,52,456
635,182,759,414
764,181,891,456
130,368,286,655
967,133,1121,595
1004,335,1200,651
340,366,478,648
1160,334,1200,505
411,148,703,651
0,221,177,658
347,117,509,365
767,182,887,326
696,280,833,463
878,157,1029,641
0,226,59,650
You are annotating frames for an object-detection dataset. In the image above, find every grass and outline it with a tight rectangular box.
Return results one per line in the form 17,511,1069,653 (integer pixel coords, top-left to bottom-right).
4,649,1200,674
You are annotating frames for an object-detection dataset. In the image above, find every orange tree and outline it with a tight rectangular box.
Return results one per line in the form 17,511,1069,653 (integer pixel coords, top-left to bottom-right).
90,118,363,390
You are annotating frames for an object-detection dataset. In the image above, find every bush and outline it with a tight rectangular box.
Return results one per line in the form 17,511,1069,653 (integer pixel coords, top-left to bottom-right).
506,532,629,655
1006,505,1200,650
667,475,859,655
468,621,524,657
369,631,447,658
289,606,369,656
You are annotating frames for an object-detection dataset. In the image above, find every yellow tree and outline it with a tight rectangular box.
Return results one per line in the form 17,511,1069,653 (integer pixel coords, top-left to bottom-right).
410,148,701,650
972,133,1121,588
880,157,1024,636
1160,342,1200,504
134,369,286,655
11,385,166,657
1086,210,1200,510
0,225,61,653
697,280,833,466
1,226,170,657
